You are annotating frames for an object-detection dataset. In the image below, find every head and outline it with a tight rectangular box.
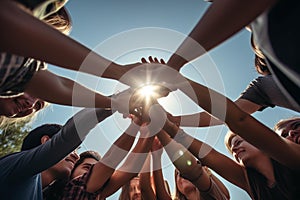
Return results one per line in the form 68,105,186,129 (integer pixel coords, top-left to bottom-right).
70,150,101,179
274,117,300,144
21,124,79,179
174,169,198,200
119,176,142,200
43,7,72,35
0,93,45,118
224,131,264,167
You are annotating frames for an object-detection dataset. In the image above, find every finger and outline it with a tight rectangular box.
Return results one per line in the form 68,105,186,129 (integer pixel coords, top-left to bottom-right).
148,56,154,63
160,59,166,64
141,57,147,63
154,57,159,63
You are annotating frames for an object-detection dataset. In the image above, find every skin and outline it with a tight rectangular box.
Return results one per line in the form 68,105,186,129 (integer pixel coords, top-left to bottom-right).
40,135,79,188
0,93,45,118
176,173,201,200
129,177,142,200
275,120,300,144
71,157,98,179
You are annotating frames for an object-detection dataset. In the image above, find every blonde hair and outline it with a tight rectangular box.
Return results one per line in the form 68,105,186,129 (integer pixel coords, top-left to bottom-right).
0,101,50,130
274,117,300,132
43,7,72,35
224,131,237,155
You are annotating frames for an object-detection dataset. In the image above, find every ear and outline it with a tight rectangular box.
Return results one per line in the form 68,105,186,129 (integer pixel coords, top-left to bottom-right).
40,135,51,144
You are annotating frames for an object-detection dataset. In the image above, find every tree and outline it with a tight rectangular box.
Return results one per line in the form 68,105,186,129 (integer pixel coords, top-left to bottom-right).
0,121,31,157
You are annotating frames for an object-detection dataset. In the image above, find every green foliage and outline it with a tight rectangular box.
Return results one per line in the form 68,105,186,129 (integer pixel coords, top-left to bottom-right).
0,121,31,157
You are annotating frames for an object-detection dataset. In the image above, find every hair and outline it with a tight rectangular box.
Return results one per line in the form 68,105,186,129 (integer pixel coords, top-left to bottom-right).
250,34,270,76
71,150,101,176
274,117,300,132
224,131,237,155
0,101,50,130
119,176,143,200
21,123,62,151
43,7,72,35
174,169,188,200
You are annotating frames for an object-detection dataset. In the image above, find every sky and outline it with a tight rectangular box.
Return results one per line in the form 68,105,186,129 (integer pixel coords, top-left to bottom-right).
30,0,299,199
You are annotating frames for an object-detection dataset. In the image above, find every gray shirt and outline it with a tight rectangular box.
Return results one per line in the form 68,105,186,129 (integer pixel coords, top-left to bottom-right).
239,75,300,112
0,108,112,200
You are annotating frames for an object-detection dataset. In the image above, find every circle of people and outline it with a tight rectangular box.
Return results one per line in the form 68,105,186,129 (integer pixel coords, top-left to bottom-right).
0,0,299,200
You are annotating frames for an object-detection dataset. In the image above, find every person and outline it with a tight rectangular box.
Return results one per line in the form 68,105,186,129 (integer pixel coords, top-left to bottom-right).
174,167,228,200
157,110,300,199
156,127,230,200
0,0,142,111
274,117,300,144
59,116,156,200
0,92,46,129
0,107,114,199
119,176,144,200
165,0,300,107
43,150,102,200
119,138,172,200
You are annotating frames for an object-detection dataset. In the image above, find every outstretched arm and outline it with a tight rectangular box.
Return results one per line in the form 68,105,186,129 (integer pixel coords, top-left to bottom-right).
167,0,277,70
151,137,172,200
162,119,250,193
139,153,156,200
182,78,300,169
0,0,137,81
100,126,156,198
85,120,141,193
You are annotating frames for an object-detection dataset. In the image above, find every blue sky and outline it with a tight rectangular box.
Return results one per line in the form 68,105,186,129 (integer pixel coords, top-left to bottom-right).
31,0,299,199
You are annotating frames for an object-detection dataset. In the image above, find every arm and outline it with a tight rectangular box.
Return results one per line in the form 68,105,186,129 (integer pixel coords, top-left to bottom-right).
85,121,140,193
162,119,250,192
140,153,156,200
167,99,260,127
101,126,156,198
183,78,300,169
0,108,112,179
151,137,172,200
167,0,278,70
0,0,136,81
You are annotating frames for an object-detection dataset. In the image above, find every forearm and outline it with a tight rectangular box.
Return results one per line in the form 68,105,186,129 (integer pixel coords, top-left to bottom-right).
0,1,122,80
177,112,223,127
167,0,276,70
25,70,112,108
140,153,156,200
152,153,172,200
100,122,140,168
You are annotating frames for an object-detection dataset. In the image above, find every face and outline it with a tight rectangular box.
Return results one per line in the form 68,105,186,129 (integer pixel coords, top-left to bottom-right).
49,151,79,179
176,172,197,196
276,120,300,144
230,135,263,167
71,157,98,179
0,93,45,118
129,177,141,200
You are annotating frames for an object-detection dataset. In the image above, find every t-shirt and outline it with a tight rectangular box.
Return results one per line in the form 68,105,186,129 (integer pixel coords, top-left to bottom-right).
0,108,112,200
250,0,300,107
247,159,300,200
239,75,300,112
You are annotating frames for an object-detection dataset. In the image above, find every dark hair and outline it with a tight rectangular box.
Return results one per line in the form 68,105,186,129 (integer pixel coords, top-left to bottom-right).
21,124,62,151
71,150,101,175
250,34,270,75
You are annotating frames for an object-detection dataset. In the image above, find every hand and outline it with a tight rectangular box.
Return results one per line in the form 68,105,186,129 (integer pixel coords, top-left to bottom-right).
119,59,185,92
111,88,133,115
167,113,181,126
